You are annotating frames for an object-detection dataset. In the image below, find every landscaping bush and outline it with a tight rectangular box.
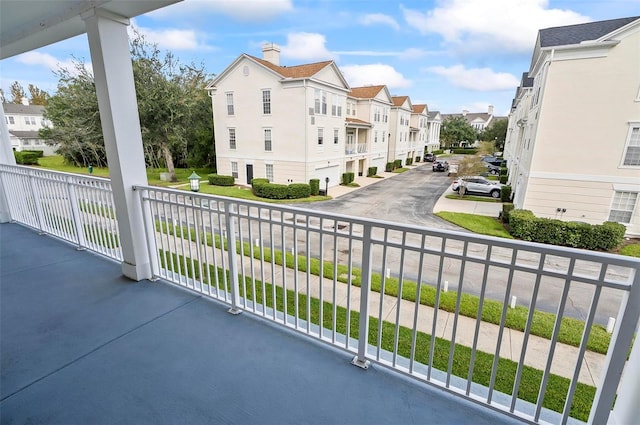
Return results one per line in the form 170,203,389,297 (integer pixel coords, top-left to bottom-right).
508,209,626,251
406,158,413,166
501,185,512,203
452,148,478,154
309,178,320,196
251,178,270,196
501,203,514,224
207,174,235,186
415,156,421,163
258,182,288,199
341,172,355,184
432,149,444,155
393,159,402,169
287,183,311,199
367,166,377,177
499,175,508,184
14,151,40,165
21,150,44,158
385,162,394,172
500,166,508,176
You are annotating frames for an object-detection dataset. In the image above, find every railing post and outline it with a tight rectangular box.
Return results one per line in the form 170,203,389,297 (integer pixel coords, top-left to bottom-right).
66,176,87,249
352,223,372,369
139,188,160,280
224,201,242,315
589,269,640,425
27,170,47,234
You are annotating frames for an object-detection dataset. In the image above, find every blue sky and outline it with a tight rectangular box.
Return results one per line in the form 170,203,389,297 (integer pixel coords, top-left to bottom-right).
1,0,638,116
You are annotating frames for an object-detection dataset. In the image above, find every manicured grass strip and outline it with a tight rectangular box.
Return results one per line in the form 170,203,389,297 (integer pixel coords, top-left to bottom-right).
194,184,331,203
156,221,612,354
161,250,595,422
435,211,513,238
445,194,501,203
619,243,640,257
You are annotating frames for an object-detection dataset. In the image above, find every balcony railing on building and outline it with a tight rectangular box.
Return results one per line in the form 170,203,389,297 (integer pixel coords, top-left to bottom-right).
1,162,638,425
345,143,367,155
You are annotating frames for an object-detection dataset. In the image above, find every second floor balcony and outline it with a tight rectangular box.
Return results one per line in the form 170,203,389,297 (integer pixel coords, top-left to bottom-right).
345,143,368,155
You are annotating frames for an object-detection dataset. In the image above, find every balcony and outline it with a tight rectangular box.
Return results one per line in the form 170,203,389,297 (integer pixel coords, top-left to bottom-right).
1,164,638,425
345,143,368,155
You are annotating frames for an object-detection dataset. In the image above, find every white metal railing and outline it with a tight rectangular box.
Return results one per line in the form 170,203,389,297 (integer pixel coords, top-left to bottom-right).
134,184,640,425
345,143,368,155
0,164,122,261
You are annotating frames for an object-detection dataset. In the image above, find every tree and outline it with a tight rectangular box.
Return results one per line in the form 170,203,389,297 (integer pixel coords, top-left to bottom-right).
480,118,508,151
440,116,477,149
41,34,214,172
9,81,27,104
28,84,49,105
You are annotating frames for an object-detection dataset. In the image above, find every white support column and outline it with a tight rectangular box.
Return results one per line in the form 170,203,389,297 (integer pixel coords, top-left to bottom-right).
83,9,151,281
0,106,17,222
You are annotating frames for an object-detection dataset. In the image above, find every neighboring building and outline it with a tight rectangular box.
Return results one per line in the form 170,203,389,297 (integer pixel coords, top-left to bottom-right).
411,104,429,160
503,16,640,236
426,110,442,152
441,105,498,147
3,100,56,155
387,96,414,164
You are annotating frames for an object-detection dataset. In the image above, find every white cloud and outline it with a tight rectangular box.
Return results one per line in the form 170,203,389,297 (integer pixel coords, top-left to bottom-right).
15,52,89,75
359,13,400,31
340,64,412,89
403,0,590,52
130,20,206,51
152,0,293,21
427,64,519,91
281,33,335,61
332,48,436,59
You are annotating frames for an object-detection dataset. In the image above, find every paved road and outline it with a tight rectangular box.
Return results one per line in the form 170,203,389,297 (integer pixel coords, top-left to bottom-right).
294,163,462,231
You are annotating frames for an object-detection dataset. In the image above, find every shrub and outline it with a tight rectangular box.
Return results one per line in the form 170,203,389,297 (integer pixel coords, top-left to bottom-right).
21,150,44,158
500,166,508,176
432,149,444,155
287,183,311,199
385,162,394,172
309,178,320,196
452,148,478,154
258,183,288,199
501,203,514,224
406,158,413,166
499,175,508,184
508,209,626,251
14,151,39,165
341,172,355,185
367,166,377,177
501,185,512,203
393,159,402,169
207,174,235,186
251,178,269,196
415,156,421,163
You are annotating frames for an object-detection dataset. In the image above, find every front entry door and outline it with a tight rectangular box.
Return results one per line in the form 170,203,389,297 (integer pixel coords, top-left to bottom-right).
246,164,253,184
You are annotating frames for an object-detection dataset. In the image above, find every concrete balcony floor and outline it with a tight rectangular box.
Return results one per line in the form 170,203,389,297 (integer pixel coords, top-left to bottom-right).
1,223,523,425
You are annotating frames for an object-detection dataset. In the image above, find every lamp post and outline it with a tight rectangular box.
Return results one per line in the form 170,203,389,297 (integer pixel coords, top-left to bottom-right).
325,177,329,196
188,171,201,192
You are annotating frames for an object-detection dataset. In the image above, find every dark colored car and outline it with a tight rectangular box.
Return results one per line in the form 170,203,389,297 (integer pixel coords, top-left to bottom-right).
432,160,450,172
424,153,436,162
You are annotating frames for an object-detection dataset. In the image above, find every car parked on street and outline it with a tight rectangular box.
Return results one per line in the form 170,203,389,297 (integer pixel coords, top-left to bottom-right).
432,159,449,172
424,153,436,162
451,176,503,198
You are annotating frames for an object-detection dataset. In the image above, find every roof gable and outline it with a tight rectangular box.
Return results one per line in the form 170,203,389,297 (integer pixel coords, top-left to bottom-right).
412,104,428,114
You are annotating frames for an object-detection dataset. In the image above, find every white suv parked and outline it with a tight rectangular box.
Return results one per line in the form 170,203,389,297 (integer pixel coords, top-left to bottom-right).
451,176,503,199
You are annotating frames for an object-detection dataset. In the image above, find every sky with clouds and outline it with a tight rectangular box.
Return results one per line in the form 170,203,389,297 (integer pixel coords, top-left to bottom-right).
1,0,638,115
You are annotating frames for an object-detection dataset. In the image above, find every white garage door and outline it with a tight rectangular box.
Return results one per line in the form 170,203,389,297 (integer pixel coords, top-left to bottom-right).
312,165,341,188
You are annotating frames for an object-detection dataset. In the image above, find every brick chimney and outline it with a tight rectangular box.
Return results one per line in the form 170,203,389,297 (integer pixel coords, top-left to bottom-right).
262,43,281,66
488,104,494,115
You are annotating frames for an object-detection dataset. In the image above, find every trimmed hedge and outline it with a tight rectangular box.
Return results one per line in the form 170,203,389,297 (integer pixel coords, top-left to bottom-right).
508,210,625,251
501,185,512,203
253,178,311,199
287,183,311,199
341,172,355,185
500,166,508,176
452,148,478,154
21,150,44,158
406,158,413,166
309,178,320,196
14,151,40,165
499,175,508,184
367,166,377,177
385,162,394,172
207,174,235,186
432,149,444,155
501,203,514,224
251,178,270,196
415,156,421,163
393,159,402,169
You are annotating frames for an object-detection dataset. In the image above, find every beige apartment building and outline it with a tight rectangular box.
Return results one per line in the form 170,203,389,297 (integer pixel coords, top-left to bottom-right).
206,44,438,187
504,16,640,236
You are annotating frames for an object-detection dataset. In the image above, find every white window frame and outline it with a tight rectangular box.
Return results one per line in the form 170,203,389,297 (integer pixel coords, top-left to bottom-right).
333,128,339,144
228,128,236,150
264,128,272,151
317,128,324,145
265,164,274,182
374,131,378,143
231,161,238,178
6,116,15,124
621,124,640,167
226,92,234,115
262,89,271,115
608,191,638,224
314,89,321,114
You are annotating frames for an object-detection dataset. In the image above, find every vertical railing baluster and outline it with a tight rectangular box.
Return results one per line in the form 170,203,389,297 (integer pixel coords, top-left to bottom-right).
27,169,46,234
66,176,86,250
225,201,241,314
352,223,372,369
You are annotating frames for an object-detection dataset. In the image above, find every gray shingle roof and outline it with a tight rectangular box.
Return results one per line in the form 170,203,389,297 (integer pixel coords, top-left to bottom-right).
539,16,639,47
3,103,45,114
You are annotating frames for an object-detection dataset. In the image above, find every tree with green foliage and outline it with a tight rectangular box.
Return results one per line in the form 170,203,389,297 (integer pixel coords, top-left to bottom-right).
41,34,215,175
480,118,508,151
440,115,478,149
9,81,27,104
28,84,49,106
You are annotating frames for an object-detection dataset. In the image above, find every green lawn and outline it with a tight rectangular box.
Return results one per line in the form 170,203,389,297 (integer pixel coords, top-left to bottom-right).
619,243,640,257
436,211,513,238
195,184,330,203
445,194,501,203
